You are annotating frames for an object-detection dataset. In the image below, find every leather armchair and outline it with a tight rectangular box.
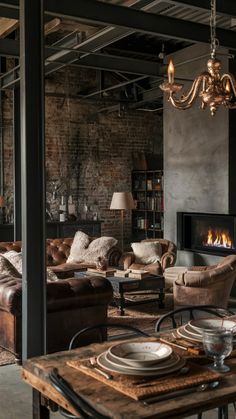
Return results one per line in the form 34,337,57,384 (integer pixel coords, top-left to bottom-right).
120,239,177,276
173,255,236,309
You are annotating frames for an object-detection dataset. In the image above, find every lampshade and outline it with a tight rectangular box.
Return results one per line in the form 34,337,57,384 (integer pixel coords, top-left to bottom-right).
110,192,135,210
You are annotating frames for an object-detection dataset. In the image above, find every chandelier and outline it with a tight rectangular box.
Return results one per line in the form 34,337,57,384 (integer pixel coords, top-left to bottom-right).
159,0,236,116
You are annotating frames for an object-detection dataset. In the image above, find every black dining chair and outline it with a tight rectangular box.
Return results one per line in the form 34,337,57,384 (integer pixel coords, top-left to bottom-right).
48,368,110,419
52,322,149,419
155,305,234,332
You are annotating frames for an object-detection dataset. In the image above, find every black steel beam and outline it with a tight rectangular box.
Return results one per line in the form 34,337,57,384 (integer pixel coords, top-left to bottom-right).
43,0,236,50
20,0,46,360
13,87,21,240
2,0,235,18
0,39,19,58
0,0,236,49
0,5,18,18
46,51,164,78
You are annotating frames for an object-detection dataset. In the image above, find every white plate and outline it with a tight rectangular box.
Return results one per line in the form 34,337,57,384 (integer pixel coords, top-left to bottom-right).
184,324,202,338
108,341,172,368
177,326,202,342
189,318,236,333
105,351,181,372
178,325,236,344
97,351,186,376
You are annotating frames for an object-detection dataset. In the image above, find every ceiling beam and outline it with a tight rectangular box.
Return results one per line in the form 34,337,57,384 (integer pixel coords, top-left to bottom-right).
46,52,164,77
0,38,18,57
0,0,236,50
44,0,236,50
165,0,236,18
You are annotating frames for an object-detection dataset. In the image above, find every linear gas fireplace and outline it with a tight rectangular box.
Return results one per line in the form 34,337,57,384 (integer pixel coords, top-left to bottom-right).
177,212,236,256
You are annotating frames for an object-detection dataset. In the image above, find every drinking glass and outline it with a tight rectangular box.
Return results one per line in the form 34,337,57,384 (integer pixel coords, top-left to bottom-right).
202,327,233,372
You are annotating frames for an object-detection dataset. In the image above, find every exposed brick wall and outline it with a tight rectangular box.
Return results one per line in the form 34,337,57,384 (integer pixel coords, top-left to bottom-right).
2,67,163,248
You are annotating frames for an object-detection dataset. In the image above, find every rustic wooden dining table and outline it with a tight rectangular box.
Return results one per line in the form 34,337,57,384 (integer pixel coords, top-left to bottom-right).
21,329,236,419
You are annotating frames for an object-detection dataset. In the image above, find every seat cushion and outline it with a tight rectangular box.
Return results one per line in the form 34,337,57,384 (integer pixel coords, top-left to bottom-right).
131,241,162,264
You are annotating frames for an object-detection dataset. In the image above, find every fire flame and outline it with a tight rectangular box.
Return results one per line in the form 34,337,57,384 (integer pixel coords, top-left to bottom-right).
204,228,234,249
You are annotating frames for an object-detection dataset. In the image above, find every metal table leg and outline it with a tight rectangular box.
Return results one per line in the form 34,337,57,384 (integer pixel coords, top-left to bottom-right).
33,389,50,419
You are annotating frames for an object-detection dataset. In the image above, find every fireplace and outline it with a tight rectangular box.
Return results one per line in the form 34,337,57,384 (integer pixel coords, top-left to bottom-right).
177,212,236,256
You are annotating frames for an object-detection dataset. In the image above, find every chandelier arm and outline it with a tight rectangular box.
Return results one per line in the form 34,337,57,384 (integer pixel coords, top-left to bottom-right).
169,74,207,109
221,73,236,97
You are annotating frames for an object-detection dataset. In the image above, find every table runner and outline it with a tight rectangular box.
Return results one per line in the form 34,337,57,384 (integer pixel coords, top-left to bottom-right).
67,357,221,401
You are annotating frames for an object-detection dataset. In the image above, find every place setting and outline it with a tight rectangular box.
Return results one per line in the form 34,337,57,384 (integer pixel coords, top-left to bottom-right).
67,338,222,401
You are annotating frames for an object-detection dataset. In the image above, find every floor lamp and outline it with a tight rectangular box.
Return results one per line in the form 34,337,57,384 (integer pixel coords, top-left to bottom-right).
110,192,135,253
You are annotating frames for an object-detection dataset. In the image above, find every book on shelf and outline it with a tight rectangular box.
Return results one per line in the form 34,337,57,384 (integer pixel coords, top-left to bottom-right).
87,268,116,277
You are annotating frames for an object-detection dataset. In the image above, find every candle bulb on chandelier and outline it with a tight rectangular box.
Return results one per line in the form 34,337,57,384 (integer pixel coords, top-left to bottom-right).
225,80,231,93
168,59,174,84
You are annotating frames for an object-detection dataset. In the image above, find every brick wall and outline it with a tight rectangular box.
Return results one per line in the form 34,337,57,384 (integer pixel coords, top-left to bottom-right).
2,68,163,248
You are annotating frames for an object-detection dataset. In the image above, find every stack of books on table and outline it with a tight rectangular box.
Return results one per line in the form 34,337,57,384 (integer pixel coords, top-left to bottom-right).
87,268,116,278
114,269,150,279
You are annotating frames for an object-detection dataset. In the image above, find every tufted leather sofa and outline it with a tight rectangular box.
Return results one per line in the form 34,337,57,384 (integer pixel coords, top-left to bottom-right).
0,237,120,359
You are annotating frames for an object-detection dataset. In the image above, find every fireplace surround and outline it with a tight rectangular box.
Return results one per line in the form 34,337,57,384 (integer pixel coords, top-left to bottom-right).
177,212,236,256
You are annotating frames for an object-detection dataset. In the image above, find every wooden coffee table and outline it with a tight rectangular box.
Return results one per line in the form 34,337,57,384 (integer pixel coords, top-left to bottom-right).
74,271,165,315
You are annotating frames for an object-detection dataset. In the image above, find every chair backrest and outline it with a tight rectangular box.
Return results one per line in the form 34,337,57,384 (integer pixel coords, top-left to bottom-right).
155,305,235,332
69,323,149,350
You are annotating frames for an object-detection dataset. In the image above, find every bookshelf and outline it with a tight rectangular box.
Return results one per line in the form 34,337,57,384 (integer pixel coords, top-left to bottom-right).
132,170,164,240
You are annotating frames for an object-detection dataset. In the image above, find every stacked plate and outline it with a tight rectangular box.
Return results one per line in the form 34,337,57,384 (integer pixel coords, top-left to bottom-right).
177,318,236,343
96,341,186,376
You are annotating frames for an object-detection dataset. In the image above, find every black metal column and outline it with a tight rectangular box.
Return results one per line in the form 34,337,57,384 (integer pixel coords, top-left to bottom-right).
20,0,46,360
13,87,21,240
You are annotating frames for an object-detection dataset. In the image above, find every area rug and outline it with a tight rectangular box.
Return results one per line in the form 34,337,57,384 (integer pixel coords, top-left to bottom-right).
107,292,174,335
0,346,15,366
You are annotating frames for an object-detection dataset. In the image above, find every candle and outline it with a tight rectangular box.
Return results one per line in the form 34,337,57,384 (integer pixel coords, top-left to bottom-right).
168,59,174,84
225,79,231,93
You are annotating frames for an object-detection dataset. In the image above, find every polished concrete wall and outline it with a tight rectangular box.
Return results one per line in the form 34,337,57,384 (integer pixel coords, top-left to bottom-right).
163,44,230,266
164,45,229,264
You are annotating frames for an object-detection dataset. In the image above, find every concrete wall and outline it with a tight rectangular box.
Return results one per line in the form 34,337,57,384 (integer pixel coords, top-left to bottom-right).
163,44,229,266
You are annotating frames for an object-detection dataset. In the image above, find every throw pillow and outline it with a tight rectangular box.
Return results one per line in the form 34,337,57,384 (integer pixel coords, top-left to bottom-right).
4,250,23,274
83,236,118,263
0,254,21,278
67,230,90,263
131,241,162,264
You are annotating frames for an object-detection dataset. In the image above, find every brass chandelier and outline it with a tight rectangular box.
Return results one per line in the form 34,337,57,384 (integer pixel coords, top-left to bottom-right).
160,0,236,116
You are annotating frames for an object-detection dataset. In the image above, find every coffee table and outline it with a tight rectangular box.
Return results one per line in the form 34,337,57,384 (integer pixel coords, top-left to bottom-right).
74,271,165,315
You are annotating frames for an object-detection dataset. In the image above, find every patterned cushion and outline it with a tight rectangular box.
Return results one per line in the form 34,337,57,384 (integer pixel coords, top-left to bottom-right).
3,250,23,274
0,254,21,278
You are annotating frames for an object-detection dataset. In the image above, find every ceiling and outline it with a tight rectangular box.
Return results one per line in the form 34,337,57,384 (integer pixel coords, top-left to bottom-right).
0,0,235,112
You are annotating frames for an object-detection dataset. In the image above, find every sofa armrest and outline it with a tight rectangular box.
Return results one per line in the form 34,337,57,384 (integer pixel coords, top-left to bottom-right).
161,251,176,271
118,252,135,270
106,246,122,267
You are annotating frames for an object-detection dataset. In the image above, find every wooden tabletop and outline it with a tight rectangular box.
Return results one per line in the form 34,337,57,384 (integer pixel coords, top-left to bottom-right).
22,337,236,419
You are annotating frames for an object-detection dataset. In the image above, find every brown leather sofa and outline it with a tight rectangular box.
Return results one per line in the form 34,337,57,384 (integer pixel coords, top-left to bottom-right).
120,239,177,275
173,255,236,309
0,237,120,359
